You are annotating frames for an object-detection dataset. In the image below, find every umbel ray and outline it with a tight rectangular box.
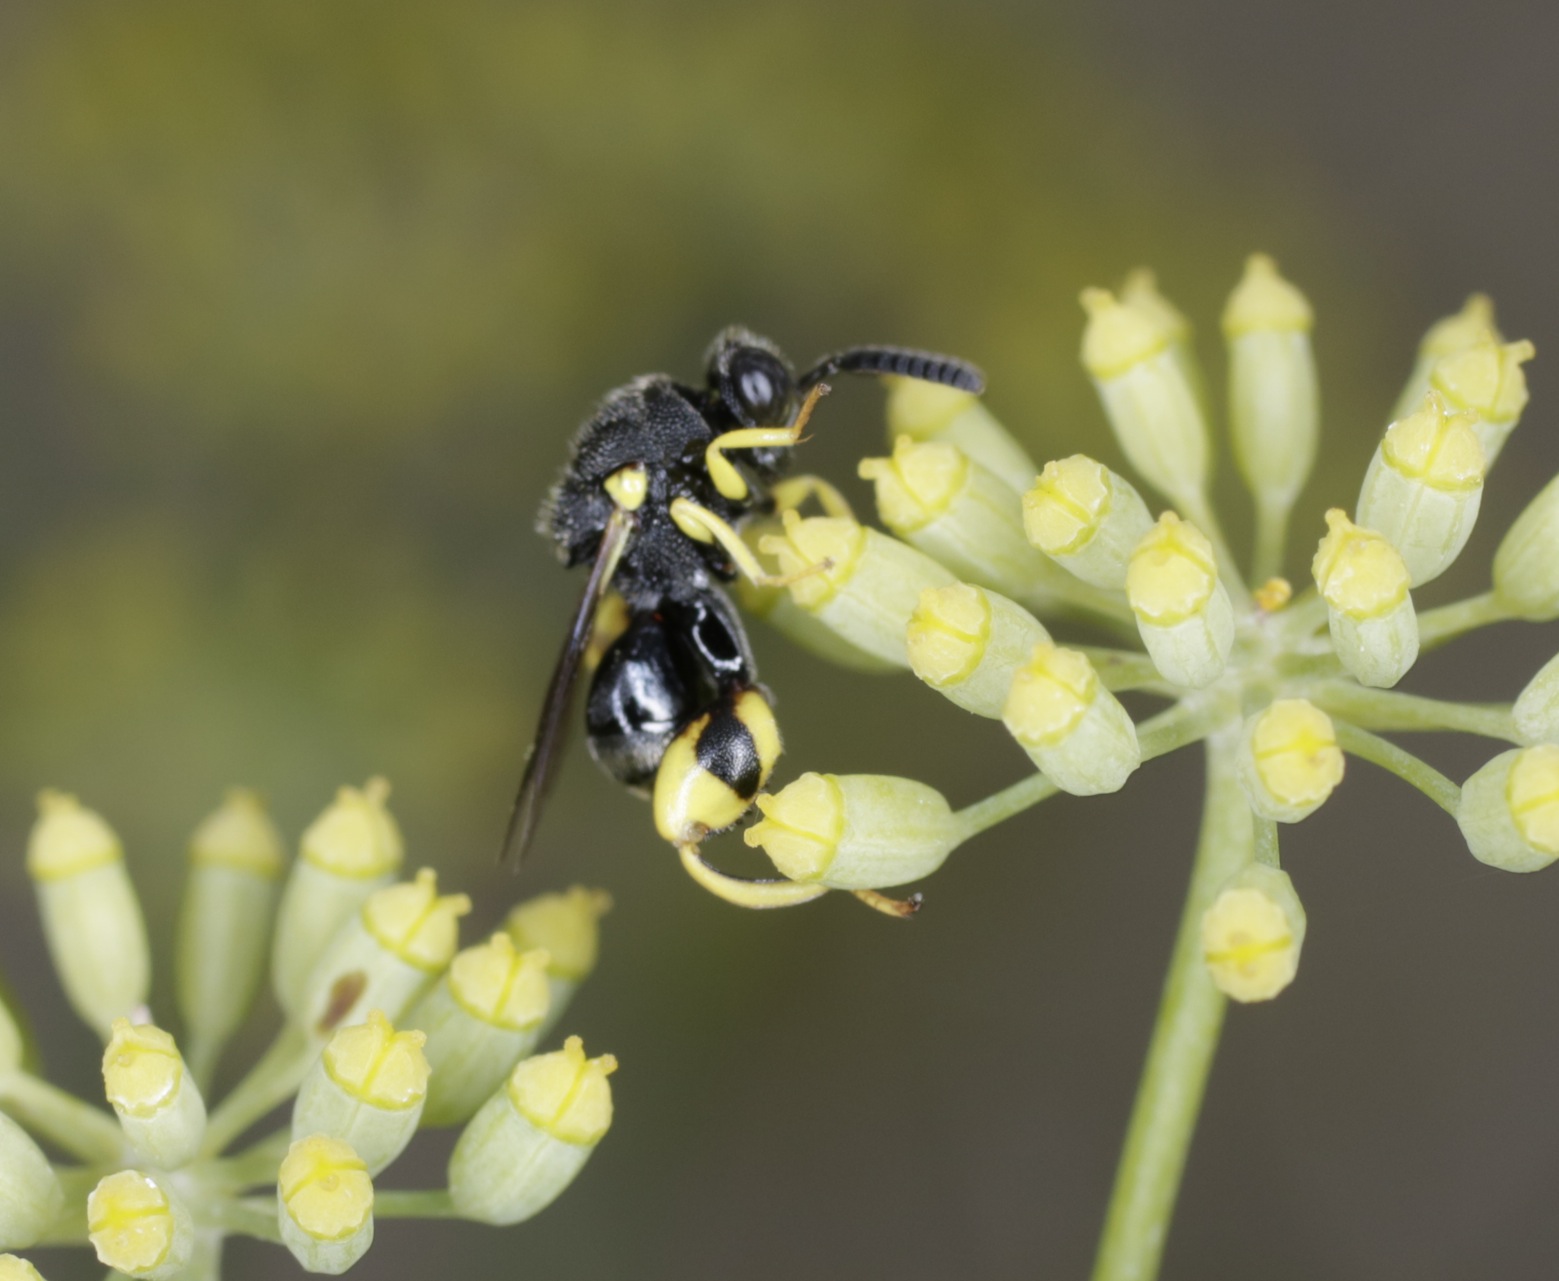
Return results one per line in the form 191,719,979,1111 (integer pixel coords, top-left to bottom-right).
502,327,984,915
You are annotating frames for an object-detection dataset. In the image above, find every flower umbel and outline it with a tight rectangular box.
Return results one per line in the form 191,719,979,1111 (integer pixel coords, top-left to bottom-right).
711,259,1549,1281
0,785,615,1279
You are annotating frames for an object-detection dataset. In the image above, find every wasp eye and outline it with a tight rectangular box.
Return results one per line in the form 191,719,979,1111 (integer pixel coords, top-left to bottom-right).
726,350,794,426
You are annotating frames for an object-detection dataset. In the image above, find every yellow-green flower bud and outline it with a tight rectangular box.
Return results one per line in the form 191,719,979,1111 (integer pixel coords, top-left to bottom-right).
1514,653,1559,745
743,773,959,891
1237,700,1344,823
86,1170,192,1280
1457,745,1559,873
1357,392,1485,586
1002,644,1141,795
1429,336,1535,466
277,1136,374,1275
1022,455,1154,590
736,521,900,673
907,583,1051,719
1493,473,1559,621
1200,863,1306,1003
859,437,1067,604
448,1036,616,1226
27,792,149,1039
298,868,471,1037
760,513,955,667
1311,509,1419,688
0,1113,63,1250
406,935,552,1127
177,789,283,1079
505,886,611,1034
0,1255,45,1281
1222,254,1319,508
293,1010,428,1175
1126,513,1234,689
1080,287,1208,508
1122,268,1204,407
273,779,405,1018
101,1020,206,1169
1391,294,1500,423
883,375,1036,496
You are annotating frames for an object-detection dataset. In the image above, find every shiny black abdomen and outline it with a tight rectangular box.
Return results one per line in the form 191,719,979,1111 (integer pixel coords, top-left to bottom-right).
585,589,756,789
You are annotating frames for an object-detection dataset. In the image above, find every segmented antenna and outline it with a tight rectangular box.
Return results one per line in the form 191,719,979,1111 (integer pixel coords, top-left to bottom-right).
799,345,986,395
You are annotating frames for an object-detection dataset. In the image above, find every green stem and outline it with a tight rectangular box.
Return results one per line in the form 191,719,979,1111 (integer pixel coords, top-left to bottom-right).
1091,732,1252,1281
1310,682,1519,742
186,1032,226,1099
374,1189,458,1219
1253,815,1280,869
209,1128,293,1189
0,1070,125,1163
1251,494,1292,587
1331,720,1461,815
200,1025,312,1157
952,700,1222,843
1416,591,1513,650
953,771,1058,842
220,1197,284,1242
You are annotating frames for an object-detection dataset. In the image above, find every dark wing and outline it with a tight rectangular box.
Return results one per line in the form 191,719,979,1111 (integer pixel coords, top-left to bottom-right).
798,345,985,395
500,507,635,867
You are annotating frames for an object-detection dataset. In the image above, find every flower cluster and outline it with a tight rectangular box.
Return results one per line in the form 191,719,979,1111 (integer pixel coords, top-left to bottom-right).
725,258,1554,1011
0,783,615,1279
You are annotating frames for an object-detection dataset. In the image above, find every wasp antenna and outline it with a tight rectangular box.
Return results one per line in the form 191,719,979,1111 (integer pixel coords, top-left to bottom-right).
799,346,986,395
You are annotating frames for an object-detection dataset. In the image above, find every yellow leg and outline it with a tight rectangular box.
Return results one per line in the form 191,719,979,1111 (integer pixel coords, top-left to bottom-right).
704,383,830,502
677,843,830,910
670,497,830,588
770,474,855,520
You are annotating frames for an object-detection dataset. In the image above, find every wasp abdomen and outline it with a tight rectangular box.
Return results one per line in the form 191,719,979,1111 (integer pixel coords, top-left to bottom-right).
653,688,781,846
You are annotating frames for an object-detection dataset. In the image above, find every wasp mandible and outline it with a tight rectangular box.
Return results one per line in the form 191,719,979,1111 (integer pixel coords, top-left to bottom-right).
503,327,984,910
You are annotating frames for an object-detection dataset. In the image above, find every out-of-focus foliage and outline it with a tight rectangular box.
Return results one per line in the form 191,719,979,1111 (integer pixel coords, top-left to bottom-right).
0,0,1392,884
0,2,1412,1278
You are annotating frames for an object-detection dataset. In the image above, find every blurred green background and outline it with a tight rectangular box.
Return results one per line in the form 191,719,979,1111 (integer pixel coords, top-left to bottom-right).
3,1,1558,1277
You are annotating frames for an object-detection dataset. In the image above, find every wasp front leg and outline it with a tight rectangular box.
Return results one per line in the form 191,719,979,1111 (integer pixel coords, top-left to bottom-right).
702,382,830,503
669,498,831,589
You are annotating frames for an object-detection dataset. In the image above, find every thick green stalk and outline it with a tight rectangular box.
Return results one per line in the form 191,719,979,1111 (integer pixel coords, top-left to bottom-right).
1091,731,1252,1281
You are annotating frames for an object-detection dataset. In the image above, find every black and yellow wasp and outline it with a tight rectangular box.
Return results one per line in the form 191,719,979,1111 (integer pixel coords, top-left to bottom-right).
503,327,983,907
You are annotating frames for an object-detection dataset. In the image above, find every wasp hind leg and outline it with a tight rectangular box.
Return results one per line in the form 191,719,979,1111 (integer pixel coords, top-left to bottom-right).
654,685,918,918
